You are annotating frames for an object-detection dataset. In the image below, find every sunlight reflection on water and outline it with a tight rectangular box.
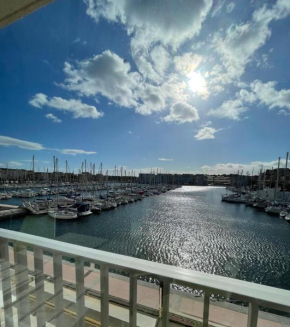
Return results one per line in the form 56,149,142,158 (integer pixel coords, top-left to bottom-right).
1,186,290,290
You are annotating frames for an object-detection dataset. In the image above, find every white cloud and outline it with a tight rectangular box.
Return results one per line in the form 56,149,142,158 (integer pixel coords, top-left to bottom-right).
73,37,81,43
45,113,62,123
7,161,23,167
29,93,48,108
159,74,189,104
237,89,257,104
48,97,103,119
83,0,213,92
201,121,212,127
85,0,213,51
132,52,162,83
60,50,188,116
0,135,96,157
62,50,140,108
150,45,171,77
131,45,171,83
226,2,235,13
174,53,203,76
128,131,132,134
201,160,281,174
195,127,219,140
135,84,166,115
0,135,44,150
30,93,103,119
21,159,51,164
211,0,225,17
60,149,97,156
163,102,199,123
208,99,248,120
251,80,290,111
256,53,271,69
158,158,173,161
209,78,290,121
278,110,290,116
214,0,290,82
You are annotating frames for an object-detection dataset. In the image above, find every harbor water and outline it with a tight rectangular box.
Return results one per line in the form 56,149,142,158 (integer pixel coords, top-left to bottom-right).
1,186,290,291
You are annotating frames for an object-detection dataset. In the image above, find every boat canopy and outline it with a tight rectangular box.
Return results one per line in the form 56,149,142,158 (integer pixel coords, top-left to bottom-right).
74,202,90,212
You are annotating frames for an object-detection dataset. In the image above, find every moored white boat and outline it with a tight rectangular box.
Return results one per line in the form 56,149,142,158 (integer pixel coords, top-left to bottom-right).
265,205,282,215
280,210,288,219
285,214,290,223
48,210,78,219
91,206,101,214
222,194,246,203
74,202,92,216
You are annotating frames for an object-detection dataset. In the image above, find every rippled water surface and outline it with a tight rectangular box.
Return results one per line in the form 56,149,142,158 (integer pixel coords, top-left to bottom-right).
1,186,290,290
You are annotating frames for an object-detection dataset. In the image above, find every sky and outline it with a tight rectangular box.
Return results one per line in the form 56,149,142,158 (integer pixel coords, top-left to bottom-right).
1,0,290,175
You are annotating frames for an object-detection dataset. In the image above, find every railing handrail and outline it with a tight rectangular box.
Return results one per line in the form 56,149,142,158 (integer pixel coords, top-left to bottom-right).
1,228,290,312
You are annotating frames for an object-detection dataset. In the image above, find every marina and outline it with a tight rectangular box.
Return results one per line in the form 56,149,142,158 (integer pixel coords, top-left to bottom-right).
1,185,290,294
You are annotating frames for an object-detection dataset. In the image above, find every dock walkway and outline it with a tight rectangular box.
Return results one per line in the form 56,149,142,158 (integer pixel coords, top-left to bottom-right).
0,204,27,220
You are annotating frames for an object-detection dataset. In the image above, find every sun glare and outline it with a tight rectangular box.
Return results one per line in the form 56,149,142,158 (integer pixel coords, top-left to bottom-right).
188,72,207,95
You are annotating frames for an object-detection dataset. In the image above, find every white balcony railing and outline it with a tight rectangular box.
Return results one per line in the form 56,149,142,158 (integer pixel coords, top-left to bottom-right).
0,228,290,327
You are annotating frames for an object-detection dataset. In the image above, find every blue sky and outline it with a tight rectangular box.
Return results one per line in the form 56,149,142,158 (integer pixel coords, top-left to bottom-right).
1,0,290,175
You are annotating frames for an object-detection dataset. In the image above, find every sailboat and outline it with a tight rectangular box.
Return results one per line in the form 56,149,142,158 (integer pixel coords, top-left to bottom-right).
48,157,78,220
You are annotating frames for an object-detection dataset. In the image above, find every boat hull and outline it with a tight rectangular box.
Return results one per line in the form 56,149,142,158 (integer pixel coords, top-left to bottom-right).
48,211,78,219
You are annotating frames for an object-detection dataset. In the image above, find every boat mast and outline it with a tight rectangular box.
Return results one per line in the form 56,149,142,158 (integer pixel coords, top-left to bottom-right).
257,169,261,198
283,152,289,201
54,156,59,203
274,157,281,201
251,167,254,190
32,155,35,184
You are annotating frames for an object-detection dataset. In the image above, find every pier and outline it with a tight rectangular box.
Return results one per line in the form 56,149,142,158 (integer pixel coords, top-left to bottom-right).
0,204,28,220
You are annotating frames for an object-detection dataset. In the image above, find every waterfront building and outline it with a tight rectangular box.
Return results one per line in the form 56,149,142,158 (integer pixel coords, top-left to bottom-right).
139,173,208,185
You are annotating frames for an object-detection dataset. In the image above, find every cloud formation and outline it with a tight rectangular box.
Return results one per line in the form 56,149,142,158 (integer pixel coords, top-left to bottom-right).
27,0,290,136
61,50,187,116
8,161,23,167
201,160,281,175
0,135,96,156
226,2,235,13
164,102,199,123
210,79,290,120
158,158,173,161
195,127,219,140
62,51,140,108
60,149,96,156
45,113,62,123
30,94,103,119
208,99,247,120
251,80,290,111
214,0,290,82
0,135,44,151
85,0,212,51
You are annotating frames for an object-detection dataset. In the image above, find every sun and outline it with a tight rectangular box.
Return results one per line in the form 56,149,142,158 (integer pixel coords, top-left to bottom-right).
188,72,207,96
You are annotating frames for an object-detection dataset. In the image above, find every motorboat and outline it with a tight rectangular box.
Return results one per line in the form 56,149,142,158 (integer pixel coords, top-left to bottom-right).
280,210,288,219
91,205,101,214
253,200,268,209
222,194,246,203
285,214,290,223
74,202,93,217
245,198,256,206
265,204,282,215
